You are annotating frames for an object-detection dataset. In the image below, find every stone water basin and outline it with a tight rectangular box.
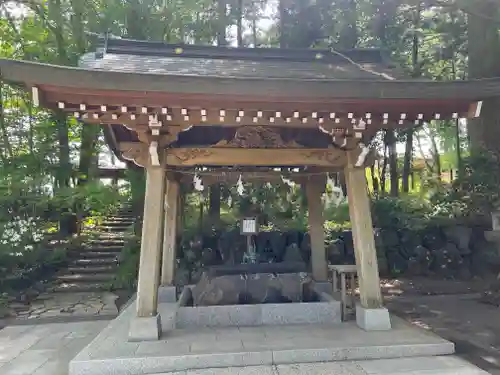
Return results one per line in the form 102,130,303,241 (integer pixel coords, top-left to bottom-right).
175,271,342,328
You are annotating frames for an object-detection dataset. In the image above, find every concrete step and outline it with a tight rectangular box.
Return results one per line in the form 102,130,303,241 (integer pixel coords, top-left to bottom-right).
57,273,115,283
52,282,110,293
72,258,119,266
67,265,117,274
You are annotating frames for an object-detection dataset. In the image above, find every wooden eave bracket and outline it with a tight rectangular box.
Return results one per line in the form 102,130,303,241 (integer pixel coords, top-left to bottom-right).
355,143,371,167
469,101,483,118
31,86,40,107
149,115,162,166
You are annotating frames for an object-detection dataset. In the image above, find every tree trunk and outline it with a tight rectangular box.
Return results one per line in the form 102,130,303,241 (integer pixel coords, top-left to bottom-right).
455,118,463,179
217,0,227,46
402,131,413,193
236,0,244,47
467,0,500,153
54,112,71,189
430,133,441,181
338,0,358,48
0,81,12,161
125,0,146,39
279,0,287,48
252,17,258,47
387,130,398,196
209,184,221,229
403,3,420,193
78,124,100,184
370,165,379,194
380,145,387,194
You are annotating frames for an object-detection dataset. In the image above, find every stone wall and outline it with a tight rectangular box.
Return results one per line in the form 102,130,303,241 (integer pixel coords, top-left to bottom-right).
174,225,499,286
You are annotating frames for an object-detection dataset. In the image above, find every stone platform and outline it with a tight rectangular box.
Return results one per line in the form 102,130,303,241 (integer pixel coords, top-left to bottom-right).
155,358,489,375
70,300,458,375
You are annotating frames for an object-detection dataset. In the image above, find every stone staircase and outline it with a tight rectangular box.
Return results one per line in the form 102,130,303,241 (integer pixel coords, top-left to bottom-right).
53,208,136,293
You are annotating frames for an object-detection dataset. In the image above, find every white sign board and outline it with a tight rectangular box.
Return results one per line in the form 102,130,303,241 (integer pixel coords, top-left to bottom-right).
241,217,258,235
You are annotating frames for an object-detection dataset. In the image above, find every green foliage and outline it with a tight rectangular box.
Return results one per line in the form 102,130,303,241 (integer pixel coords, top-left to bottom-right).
110,235,141,290
430,151,500,219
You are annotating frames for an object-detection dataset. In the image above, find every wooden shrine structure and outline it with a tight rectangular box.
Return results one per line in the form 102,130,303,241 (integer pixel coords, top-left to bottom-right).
1,37,497,336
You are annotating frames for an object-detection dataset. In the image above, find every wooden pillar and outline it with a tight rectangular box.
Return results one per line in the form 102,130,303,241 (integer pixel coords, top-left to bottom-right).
345,152,383,309
306,177,328,281
136,165,166,317
161,177,179,286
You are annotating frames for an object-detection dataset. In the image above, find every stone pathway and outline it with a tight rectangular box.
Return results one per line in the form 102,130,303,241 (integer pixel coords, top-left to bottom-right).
0,320,109,375
6,292,118,324
0,320,487,375
387,293,500,374
2,207,136,324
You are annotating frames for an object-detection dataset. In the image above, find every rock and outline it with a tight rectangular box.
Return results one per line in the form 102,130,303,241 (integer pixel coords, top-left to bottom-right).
444,226,472,255
9,302,29,311
377,256,389,275
282,243,304,263
422,228,446,251
379,229,400,249
190,266,204,284
386,252,408,275
406,245,432,276
278,273,312,302
432,242,463,277
262,286,287,304
327,239,344,265
191,273,244,306
174,264,190,287
191,272,313,306
340,231,355,263
201,248,219,266
300,233,311,263
285,231,301,248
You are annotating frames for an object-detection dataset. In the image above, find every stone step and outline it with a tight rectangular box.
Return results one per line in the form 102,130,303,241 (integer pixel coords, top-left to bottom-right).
78,251,120,259
67,265,117,274
97,226,131,233
52,282,110,293
72,258,119,266
80,246,123,253
100,220,134,226
90,233,127,239
57,273,115,283
87,239,125,246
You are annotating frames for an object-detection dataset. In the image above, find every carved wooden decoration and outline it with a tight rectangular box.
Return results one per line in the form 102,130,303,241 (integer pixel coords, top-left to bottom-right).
119,143,149,167
300,150,342,165
118,140,374,169
213,126,303,148
165,147,344,167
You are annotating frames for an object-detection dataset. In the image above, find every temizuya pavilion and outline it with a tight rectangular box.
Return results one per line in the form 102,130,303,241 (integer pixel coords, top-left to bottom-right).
0,38,494,339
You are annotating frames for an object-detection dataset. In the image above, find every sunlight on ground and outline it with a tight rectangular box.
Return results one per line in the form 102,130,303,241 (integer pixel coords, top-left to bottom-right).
482,356,500,365
410,319,432,330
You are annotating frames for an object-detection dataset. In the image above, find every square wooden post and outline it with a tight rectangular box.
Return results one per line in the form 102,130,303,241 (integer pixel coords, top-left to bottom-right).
306,177,328,282
161,177,179,286
345,151,390,330
129,165,165,341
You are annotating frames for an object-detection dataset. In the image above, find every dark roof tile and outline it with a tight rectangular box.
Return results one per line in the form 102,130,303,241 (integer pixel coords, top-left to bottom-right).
79,52,401,80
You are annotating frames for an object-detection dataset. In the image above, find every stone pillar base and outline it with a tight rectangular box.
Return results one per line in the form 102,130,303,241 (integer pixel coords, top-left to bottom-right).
129,314,162,342
158,286,177,303
356,304,391,331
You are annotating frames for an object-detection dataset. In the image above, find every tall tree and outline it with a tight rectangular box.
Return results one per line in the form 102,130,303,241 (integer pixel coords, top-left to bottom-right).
467,0,500,153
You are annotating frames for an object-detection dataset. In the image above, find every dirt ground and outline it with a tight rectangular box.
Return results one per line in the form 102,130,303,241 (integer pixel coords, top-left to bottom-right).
384,277,500,374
